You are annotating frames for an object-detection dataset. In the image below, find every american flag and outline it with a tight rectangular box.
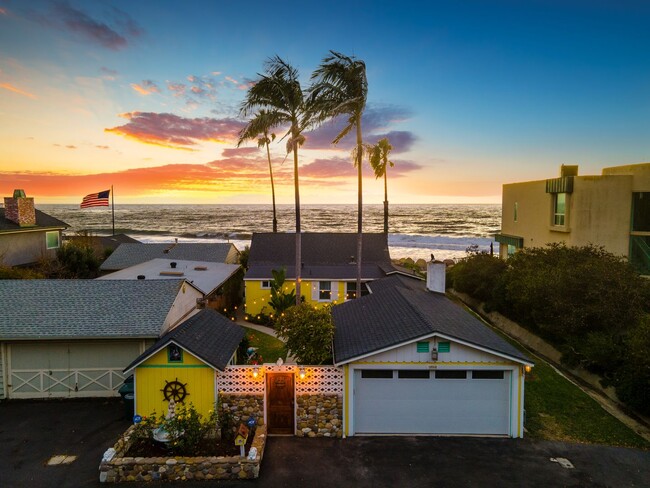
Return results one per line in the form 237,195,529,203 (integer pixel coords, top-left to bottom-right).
80,189,110,208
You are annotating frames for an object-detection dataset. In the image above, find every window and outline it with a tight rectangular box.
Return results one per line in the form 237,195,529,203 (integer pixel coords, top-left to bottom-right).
45,231,60,249
514,202,518,222
398,370,430,379
435,370,466,379
261,281,271,289
345,282,369,300
361,370,393,379
472,370,504,380
437,341,450,353
507,244,516,257
319,281,332,300
632,192,650,232
416,341,429,353
553,193,566,226
168,344,183,363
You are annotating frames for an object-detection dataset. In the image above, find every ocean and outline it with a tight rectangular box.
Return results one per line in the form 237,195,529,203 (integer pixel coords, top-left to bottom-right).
40,204,502,261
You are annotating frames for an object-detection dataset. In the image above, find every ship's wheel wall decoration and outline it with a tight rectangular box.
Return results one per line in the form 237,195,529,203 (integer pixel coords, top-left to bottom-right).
161,378,189,403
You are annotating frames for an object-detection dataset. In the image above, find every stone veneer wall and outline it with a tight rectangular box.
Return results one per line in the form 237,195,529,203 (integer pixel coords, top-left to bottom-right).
296,394,343,438
220,394,264,426
99,424,267,482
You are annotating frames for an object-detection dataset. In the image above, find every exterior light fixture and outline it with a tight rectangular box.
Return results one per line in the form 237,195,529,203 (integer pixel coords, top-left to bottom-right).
524,365,532,373
252,367,259,378
299,368,306,380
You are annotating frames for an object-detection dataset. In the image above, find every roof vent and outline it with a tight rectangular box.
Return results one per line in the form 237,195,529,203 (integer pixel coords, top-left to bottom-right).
137,275,145,280
170,262,177,269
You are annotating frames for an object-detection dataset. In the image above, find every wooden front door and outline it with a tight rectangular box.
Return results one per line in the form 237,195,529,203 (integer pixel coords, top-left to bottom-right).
267,372,294,434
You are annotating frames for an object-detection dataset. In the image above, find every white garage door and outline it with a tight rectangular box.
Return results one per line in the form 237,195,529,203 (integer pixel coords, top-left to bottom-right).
354,369,511,435
8,341,142,399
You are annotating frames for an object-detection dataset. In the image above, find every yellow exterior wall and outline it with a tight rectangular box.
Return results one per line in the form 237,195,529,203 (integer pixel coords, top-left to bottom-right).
135,346,215,418
244,279,349,316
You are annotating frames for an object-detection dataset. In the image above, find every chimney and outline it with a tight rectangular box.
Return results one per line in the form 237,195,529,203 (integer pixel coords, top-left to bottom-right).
426,260,446,294
4,189,36,227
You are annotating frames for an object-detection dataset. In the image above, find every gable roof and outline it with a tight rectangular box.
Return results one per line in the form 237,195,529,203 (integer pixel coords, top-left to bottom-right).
246,232,394,280
124,308,244,372
100,242,239,271
0,279,184,340
0,208,69,233
332,274,531,365
98,258,241,296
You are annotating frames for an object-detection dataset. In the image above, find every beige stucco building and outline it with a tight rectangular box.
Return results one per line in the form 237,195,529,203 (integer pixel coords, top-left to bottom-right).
495,163,650,274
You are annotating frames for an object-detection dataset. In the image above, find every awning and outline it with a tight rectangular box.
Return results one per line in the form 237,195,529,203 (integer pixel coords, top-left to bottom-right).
494,234,524,248
545,176,574,193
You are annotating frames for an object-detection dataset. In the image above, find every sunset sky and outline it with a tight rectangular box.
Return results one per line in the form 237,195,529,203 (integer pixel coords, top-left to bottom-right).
1,0,648,204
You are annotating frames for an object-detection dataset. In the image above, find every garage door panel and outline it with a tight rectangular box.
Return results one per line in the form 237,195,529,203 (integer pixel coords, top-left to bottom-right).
354,370,511,435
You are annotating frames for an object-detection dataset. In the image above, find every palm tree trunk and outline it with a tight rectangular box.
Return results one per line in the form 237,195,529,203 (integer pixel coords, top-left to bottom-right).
292,131,302,306
383,170,389,233
356,118,363,299
266,141,278,233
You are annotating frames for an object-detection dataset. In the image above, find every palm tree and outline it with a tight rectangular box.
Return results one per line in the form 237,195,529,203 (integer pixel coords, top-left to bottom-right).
310,51,368,299
369,137,394,233
238,111,278,232
240,56,311,305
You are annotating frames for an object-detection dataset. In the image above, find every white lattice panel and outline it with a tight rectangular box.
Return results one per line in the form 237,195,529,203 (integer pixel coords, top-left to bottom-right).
218,365,343,396
217,366,264,394
295,366,343,395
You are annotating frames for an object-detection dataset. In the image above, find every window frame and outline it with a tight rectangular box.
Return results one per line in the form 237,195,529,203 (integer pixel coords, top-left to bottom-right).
260,280,271,289
167,343,183,363
553,193,566,226
45,231,60,250
318,281,332,301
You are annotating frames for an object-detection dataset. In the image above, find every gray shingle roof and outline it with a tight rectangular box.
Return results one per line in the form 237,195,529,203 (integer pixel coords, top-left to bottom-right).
332,274,530,364
100,243,239,271
246,233,394,280
125,308,244,372
0,208,69,232
0,279,184,339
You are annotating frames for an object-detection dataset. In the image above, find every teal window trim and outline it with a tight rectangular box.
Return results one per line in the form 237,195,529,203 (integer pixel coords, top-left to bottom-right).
438,341,451,353
416,341,429,353
45,231,60,249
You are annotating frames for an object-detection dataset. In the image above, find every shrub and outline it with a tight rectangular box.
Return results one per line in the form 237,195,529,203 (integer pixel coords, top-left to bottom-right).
446,253,506,304
275,304,334,364
615,317,650,415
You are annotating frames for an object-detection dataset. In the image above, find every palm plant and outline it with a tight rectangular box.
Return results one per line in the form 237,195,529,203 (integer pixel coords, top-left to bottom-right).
310,51,368,298
238,111,278,232
368,137,394,233
240,56,311,305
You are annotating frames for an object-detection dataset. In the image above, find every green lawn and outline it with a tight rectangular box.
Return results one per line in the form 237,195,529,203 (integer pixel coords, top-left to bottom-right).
524,358,650,449
239,326,287,364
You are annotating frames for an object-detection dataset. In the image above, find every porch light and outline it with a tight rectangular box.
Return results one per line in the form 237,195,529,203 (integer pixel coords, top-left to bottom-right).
252,367,259,378
299,368,306,380
524,365,532,373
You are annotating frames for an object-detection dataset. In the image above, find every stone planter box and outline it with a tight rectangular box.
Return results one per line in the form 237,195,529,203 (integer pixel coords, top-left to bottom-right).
99,424,267,482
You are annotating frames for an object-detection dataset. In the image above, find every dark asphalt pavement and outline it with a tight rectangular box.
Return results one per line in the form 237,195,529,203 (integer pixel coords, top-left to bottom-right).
1,399,648,488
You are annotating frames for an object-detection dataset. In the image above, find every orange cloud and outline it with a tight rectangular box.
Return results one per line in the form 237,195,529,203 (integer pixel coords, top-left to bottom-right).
105,112,246,149
0,82,37,99
130,80,159,95
0,7,7,15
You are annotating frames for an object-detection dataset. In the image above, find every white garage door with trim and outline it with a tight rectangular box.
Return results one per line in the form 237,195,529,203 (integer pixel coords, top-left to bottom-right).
353,369,511,435
8,341,142,399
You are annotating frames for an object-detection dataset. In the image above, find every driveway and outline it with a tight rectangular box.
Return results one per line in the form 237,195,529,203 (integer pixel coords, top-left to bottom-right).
1,399,648,488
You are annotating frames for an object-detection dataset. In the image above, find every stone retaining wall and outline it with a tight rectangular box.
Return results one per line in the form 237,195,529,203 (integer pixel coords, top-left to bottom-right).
296,393,343,438
99,424,267,482
220,394,264,426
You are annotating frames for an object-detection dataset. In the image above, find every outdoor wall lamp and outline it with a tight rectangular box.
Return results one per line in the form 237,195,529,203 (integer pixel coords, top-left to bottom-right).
252,367,259,378
299,368,306,380
524,365,532,373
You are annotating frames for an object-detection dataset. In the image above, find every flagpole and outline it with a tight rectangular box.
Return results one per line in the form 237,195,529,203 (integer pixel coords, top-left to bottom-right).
111,185,115,236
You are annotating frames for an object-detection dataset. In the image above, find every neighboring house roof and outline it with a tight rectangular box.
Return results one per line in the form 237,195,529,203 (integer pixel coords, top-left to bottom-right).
98,258,240,296
0,208,69,233
124,308,244,372
100,242,239,271
246,232,394,280
67,233,140,249
332,274,531,365
0,279,184,340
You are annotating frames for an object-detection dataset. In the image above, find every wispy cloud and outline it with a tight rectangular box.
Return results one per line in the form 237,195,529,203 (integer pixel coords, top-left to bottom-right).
95,145,110,150
99,67,118,80
0,7,8,15
130,80,160,96
105,112,247,149
45,2,143,51
0,82,37,99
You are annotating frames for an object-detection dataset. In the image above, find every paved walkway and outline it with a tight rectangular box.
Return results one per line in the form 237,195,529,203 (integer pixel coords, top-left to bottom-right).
233,309,297,364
